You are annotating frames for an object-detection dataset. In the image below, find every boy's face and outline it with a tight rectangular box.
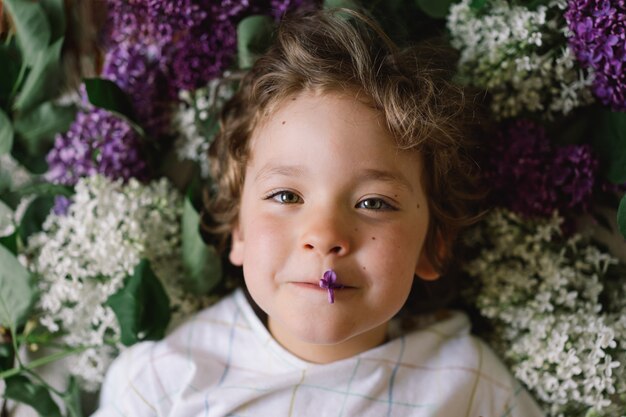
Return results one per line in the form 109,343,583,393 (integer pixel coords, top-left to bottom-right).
230,91,437,362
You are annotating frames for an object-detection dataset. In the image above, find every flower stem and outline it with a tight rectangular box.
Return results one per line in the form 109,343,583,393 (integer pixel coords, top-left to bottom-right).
24,367,64,397
9,323,23,369
0,345,89,380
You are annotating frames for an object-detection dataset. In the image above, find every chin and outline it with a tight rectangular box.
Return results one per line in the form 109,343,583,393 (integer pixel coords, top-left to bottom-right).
275,315,360,345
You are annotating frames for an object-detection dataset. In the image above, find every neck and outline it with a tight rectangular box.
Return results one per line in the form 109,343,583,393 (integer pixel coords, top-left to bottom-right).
268,318,388,364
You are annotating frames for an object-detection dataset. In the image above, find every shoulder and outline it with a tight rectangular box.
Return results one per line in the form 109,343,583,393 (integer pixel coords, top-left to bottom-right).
391,310,546,417
93,290,246,416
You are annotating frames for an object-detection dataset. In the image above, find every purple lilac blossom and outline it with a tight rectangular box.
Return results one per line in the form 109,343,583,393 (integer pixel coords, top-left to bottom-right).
105,0,205,49
319,269,339,304
565,0,626,110
46,110,147,186
102,0,248,124
268,0,319,20
52,196,72,216
102,43,175,137
100,0,320,132
488,120,598,217
205,0,250,21
169,20,238,91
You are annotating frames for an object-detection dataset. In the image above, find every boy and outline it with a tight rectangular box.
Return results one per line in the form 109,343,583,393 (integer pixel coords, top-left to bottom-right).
93,8,545,416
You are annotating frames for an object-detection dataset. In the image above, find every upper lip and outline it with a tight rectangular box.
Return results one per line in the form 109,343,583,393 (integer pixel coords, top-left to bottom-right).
290,280,356,289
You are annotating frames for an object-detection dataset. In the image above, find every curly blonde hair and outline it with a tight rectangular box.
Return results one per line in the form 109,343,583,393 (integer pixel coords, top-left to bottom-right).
203,8,485,276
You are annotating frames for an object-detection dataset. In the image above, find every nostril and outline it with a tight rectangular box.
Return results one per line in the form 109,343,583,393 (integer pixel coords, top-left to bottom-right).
330,246,342,254
304,243,314,250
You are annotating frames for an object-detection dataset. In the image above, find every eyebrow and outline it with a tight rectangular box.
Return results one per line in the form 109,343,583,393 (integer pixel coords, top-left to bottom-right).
255,164,413,192
254,164,307,183
357,168,414,193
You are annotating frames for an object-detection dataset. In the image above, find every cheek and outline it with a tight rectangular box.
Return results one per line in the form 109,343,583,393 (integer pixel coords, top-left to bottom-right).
242,211,292,264
373,222,424,266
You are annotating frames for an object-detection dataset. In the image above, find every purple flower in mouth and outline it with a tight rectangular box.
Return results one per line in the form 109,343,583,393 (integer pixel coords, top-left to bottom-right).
319,269,343,304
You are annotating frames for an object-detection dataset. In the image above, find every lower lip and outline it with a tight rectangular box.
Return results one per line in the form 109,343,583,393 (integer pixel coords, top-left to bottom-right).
289,282,356,293
290,282,327,291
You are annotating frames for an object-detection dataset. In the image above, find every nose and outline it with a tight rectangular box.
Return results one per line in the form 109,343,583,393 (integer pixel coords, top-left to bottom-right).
299,207,351,257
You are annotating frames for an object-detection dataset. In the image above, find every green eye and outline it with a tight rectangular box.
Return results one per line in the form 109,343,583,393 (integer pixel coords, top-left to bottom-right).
280,192,299,203
271,191,301,204
357,198,391,210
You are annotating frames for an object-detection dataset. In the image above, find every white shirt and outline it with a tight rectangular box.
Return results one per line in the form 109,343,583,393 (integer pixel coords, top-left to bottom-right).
92,289,545,417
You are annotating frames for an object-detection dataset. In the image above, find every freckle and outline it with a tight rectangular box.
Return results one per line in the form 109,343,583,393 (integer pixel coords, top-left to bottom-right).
371,236,376,240
362,266,366,270
416,203,421,209
281,121,286,125
354,228,358,232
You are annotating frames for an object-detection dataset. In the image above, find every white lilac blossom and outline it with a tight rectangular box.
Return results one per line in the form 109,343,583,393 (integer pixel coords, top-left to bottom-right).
463,209,625,416
0,153,33,191
447,0,594,119
0,154,35,236
26,175,204,390
173,77,236,177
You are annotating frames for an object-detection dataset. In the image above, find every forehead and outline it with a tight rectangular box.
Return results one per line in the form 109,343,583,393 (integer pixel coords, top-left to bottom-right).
246,90,425,190
251,90,397,156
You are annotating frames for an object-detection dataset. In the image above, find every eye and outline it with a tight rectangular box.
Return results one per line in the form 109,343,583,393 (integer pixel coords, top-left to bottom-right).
267,190,302,204
356,198,395,211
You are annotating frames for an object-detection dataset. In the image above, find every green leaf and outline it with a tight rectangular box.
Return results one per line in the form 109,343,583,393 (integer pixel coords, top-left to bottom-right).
0,108,14,155
83,78,144,135
324,0,360,8
62,377,84,417
526,0,552,10
469,0,488,11
4,375,63,417
415,0,455,18
83,78,134,120
18,194,55,243
14,37,64,113
0,243,35,328
0,40,23,106
10,141,48,174
591,109,626,184
40,0,66,44
14,102,76,153
0,342,15,372
618,195,626,240
2,0,51,65
106,259,171,346
237,15,274,69
182,195,222,294
11,182,73,199
0,232,18,256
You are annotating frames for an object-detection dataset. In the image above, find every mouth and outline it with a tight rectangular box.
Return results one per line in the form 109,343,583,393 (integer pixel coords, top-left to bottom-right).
289,281,356,291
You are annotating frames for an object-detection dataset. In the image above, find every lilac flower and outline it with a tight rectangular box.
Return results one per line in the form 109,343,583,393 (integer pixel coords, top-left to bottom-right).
319,269,341,304
565,1,626,110
105,0,205,49
204,0,250,21
102,0,245,117
102,43,175,137
552,144,598,211
46,110,147,186
52,196,72,216
169,20,238,91
487,120,598,217
268,0,319,20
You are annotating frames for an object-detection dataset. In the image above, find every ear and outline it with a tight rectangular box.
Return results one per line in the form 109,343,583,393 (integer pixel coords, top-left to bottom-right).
229,223,244,266
415,251,439,281
415,236,446,281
